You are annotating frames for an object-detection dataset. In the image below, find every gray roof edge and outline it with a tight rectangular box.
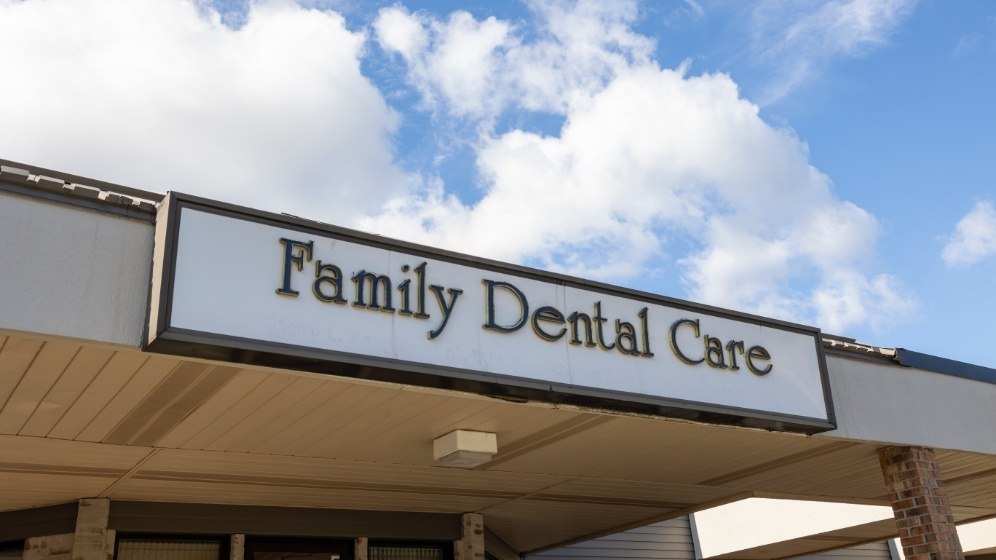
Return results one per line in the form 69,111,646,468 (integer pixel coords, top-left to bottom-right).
0,158,163,212
893,348,996,385
822,335,996,385
821,335,897,360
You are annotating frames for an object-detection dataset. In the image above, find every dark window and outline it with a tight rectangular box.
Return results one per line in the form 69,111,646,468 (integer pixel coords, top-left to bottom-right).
245,537,353,560
369,542,451,560
116,538,224,560
0,541,23,560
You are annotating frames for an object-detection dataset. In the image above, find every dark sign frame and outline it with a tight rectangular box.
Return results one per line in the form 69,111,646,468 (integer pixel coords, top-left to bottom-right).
145,192,836,434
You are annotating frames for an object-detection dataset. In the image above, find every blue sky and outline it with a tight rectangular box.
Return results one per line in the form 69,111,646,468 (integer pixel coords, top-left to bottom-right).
1,0,994,367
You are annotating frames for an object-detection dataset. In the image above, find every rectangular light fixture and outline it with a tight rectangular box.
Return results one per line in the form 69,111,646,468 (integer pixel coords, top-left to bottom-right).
433,430,498,468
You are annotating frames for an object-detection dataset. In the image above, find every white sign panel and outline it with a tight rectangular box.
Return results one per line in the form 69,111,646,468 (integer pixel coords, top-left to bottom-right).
148,195,834,432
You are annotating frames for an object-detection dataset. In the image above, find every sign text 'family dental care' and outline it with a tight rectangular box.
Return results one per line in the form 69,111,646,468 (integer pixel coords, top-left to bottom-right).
275,237,775,377
147,195,834,432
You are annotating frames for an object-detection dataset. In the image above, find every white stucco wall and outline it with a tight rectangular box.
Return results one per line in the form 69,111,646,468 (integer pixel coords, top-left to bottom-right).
818,354,996,455
0,191,154,346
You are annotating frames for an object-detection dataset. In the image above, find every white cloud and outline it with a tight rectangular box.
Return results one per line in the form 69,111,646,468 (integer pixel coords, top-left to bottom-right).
373,5,429,63
749,0,915,103
682,0,705,19
942,201,996,267
951,33,983,59
0,0,409,222
376,7,511,119
374,0,654,124
780,0,912,55
0,0,916,335
359,42,914,332
811,270,915,334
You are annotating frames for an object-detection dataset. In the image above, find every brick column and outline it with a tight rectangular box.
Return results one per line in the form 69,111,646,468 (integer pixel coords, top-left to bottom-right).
71,499,112,560
878,446,964,560
453,513,484,560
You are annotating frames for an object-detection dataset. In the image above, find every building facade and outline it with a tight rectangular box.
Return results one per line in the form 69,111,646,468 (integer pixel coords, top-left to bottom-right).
1,161,995,560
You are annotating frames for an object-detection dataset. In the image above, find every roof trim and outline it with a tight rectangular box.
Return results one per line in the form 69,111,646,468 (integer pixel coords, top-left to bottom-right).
0,159,164,203
894,348,996,385
820,336,897,367
822,336,996,386
0,160,159,221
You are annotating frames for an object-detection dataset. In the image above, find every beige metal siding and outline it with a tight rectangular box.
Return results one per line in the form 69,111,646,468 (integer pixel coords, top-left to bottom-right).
793,541,893,560
0,191,154,347
819,353,996,456
531,516,695,560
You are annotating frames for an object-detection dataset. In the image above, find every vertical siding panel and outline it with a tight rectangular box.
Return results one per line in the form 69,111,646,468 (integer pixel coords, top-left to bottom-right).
531,520,894,560
532,516,695,560
794,541,893,560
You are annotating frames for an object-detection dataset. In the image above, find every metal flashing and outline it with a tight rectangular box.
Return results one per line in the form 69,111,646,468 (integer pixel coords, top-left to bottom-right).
36,175,66,192
1,160,157,222
894,348,996,385
821,336,897,360
0,161,159,219
823,335,996,386
65,182,101,199
0,159,163,201
0,165,30,182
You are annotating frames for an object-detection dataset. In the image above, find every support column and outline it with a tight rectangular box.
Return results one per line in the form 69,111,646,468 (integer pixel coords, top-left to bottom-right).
879,446,964,560
71,499,112,560
454,514,484,560
230,535,245,560
354,538,368,560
